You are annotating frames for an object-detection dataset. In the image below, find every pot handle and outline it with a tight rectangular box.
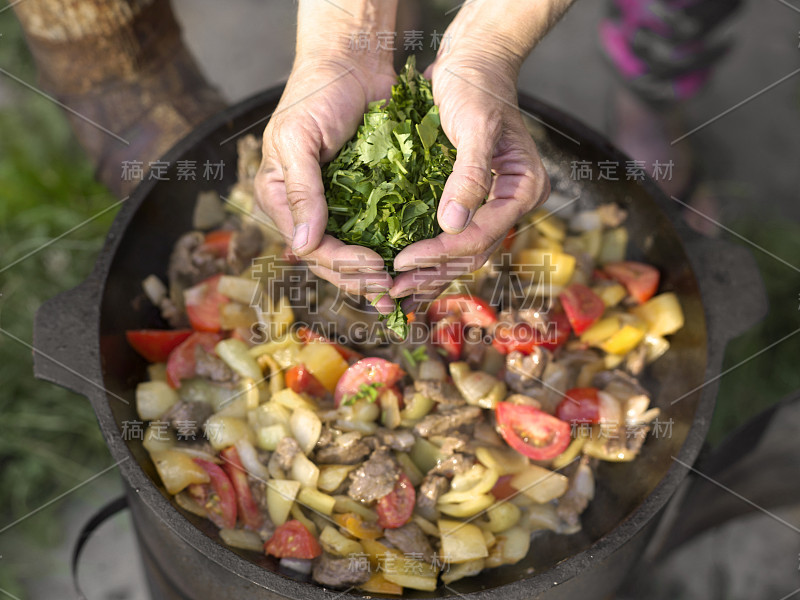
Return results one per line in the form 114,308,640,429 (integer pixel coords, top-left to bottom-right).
32,274,103,398
649,390,800,559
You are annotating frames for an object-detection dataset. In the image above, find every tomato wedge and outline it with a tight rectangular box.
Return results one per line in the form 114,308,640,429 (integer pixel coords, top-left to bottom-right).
201,230,234,257
491,310,571,355
431,320,463,361
296,326,363,363
495,402,571,461
559,283,605,335
334,357,404,407
192,458,238,529
556,387,600,424
265,520,322,559
220,446,264,530
285,364,328,398
540,310,572,351
491,474,516,500
376,472,415,529
427,294,498,328
184,274,230,332
604,261,660,304
126,329,193,363
166,331,224,388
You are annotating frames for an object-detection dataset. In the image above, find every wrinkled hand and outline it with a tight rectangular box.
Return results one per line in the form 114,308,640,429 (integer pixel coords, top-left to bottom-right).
390,55,550,308
255,56,398,312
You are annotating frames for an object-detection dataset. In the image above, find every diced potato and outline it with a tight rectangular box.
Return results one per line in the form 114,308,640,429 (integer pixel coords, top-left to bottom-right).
580,228,603,260
334,418,377,435
481,528,496,548
136,381,179,421
261,294,295,339
516,249,576,287
290,407,322,454
214,395,249,419
475,446,529,475
438,494,494,518
359,573,403,595
394,452,424,487
531,209,566,241
217,275,261,305
486,502,521,533
335,512,383,540
147,362,168,383
333,497,379,522
143,424,175,454
219,302,258,330
256,423,290,451
248,333,302,370
319,525,364,556
604,353,624,369
251,401,292,428
580,316,621,346
600,323,646,355
380,389,402,429
598,227,628,264
632,292,685,337
593,282,627,307
290,504,318,536
510,465,569,503
297,487,336,515
382,572,437,592
220,528,264,551
532,236,563,253
441,558,485,584
271,388,315,412
439,519,489,564
290,452,320,488
485,527,530,568
215,339,263,381
297,341,349,393
204,415,255,450
267,478,301,526
409,437,445,473
318,465,356,493
152,450,210,494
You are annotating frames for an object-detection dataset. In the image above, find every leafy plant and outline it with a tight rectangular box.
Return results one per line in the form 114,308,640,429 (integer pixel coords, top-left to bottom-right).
324,56,456,337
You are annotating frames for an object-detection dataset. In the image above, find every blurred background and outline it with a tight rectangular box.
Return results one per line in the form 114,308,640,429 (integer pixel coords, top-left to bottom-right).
0,0,799,598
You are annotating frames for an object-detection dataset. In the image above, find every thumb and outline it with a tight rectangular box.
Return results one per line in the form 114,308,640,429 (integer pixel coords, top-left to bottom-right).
277,125,329,256
438,125,497,234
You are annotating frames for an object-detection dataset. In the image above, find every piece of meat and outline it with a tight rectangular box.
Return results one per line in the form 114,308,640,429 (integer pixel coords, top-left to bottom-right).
316,426,334,449
415,475,448,521
347,448,400,503
227,224,264,274
315,432,372,465
312,552,371,588
461,335,487,370
413,380,465,406
162,401,214,438
168,231,226,289
158,296,188,329
556,457,595,528
505,349,549,395
194,345,235,383
273,437,301,472
383,522,435,563
374,427,415,452
429,453,473,478
623,344,647,376
412,406,482,438
592,369,649,400
430,433,470,455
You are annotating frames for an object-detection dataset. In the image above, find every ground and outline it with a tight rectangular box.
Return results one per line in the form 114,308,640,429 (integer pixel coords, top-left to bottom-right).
0,0,799,598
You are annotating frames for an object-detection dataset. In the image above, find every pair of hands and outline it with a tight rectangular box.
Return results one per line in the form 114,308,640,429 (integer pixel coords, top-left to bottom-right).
255,48,550,314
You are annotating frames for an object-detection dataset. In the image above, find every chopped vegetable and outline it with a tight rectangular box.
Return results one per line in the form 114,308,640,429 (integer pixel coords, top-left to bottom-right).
265,520,322,559
555,387,601,424
604,261,660,304
136,381,179,420
126,329,193,363
220,446,263,530
319,526,364,557
559,283,605,335
334,357,404,407
193,458,238,529
285,364,327,398
165,332,224,388
152,450,210,494
184,274,230,332
509,465,569,503
376,472,416,529
215,338,262,380
439,519,489,564
289,407,322,455
297,341,349,393
266,479,301,526
631,292,685,336
427,294,498,328
495,402,571,461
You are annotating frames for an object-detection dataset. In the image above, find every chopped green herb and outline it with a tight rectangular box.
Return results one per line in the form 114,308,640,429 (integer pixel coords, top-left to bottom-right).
342,382,385,406
402,346,429,368
324,56,457,338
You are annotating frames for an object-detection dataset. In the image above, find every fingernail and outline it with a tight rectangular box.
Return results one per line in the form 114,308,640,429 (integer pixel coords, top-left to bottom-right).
441,202,470,232
390,286,415,298
292,223,309,251
359,267,382,274
365,293,396,315
365,284,389,293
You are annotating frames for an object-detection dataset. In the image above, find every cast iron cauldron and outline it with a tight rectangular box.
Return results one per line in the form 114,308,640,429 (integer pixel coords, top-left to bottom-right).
33,87,766,599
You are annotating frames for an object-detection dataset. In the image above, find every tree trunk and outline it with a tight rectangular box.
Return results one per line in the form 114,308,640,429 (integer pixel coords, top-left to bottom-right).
13,0,227,195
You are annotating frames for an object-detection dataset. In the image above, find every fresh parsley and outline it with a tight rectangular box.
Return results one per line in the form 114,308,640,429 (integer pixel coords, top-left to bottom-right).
342,382,385,406
323,56,456,338
402,346,429,368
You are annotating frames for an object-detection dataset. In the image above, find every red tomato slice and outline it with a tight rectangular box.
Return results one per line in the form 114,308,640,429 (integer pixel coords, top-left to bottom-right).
555,387,601,424
220,446,264,530
431,320,463,362
165,332,224,388
603,261,660,304
491,474,517,501
201,230,234,257
185,275,230,332
495,402,571,461
539,310,572,352
285,364,327,398
193,458,238,529
559,283,605,335
376,473,416,529
296,326,363,363
427,294,498,329
265,520,322,559
126,329,193,363
334,357,404,407
491,310,571,355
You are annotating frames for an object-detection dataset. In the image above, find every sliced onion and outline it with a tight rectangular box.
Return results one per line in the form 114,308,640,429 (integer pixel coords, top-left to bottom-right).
569,210,602,232
279,557,313,575
142,274,167,305
597,391,622,435
418,359,446,381
174,490,207,517
171,446,222,463
290,407,322,454
220,528,264,552
235,438,270,481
